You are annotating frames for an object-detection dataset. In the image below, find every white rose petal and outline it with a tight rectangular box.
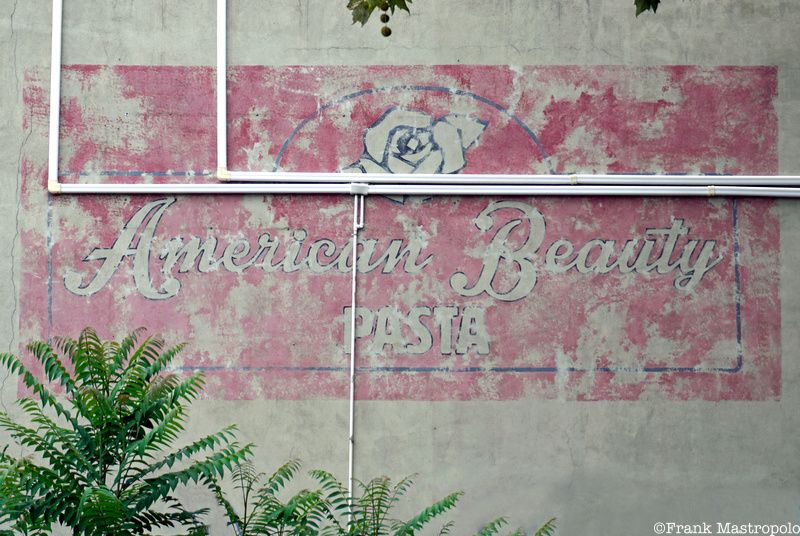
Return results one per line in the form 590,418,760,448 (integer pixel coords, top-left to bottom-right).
364,109,433,163
431,120,466,174
386,155,416,174
340,164,363,174
443,114,488,150
359,158,387,174
412,150,443,174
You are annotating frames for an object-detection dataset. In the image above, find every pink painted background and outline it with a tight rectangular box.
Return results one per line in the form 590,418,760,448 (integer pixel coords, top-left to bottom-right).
19,65,781,400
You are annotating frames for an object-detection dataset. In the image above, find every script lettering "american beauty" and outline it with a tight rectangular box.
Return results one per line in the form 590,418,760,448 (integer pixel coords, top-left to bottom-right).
65,198,723,301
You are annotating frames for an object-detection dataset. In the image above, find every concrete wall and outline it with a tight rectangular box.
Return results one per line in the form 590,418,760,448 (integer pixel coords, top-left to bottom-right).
2,1,800,534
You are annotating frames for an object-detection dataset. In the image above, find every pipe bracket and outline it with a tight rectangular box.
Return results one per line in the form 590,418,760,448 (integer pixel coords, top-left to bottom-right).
350,183,370,196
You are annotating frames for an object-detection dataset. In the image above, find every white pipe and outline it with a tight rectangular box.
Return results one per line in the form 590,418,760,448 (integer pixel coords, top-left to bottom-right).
229,170,800,187
56,183,356,194
47,0,800,197
55,182,800,197
347,195,364,523
216,0,228,179
47,0,63,194
368,184,800,197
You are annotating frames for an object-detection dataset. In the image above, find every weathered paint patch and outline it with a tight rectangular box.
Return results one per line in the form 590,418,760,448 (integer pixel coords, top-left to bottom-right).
19,65,780,400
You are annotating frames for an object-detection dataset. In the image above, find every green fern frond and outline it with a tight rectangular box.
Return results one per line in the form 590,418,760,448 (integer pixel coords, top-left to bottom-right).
0,352,78,426
134,442,253,511
438,520,455,536
208,476,243,531
9,399,98,480
229,459,262,502
26,340,77,392
475,517,510,536
108,327,146,372
76,485,132,533
144,342,187,381
126,425,240,483
0,413,99,485
392,490,463,535
534,517,557,536
390,474,415,500
359,476,395,530
259,458,302,497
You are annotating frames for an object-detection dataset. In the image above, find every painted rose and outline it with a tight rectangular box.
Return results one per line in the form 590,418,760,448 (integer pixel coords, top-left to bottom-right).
343,108,488,175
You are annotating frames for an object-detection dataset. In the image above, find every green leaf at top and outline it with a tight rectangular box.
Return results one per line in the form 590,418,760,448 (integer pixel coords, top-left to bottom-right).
635,0,660,16
350,1,373,25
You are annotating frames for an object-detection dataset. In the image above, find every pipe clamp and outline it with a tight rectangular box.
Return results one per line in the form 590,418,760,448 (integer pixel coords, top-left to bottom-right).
350,183,370,196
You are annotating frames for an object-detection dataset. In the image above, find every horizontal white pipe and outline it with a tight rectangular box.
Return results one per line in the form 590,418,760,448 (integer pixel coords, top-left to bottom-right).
373,184,800,197
57,183,355,194
55,182,800,197
229,170,800,186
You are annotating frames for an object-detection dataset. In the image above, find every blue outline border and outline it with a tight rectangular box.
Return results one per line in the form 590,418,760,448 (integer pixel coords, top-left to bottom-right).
179,200,745,376
46,195,744,376
49,77,743,375
273,85,554,173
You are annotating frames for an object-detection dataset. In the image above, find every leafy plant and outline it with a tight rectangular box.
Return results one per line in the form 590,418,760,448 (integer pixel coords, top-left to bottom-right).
347,0,664,37
0,327,253,535
211,459,328,535
215,462,556,536
476,516,557,536
347,0,411,25
347,0,412,36
346,0,664,36
310,470,462,535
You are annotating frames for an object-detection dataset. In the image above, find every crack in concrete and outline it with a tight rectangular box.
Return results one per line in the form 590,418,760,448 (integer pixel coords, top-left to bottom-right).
1,111,31,415
10,0,19,93
1,0,25,416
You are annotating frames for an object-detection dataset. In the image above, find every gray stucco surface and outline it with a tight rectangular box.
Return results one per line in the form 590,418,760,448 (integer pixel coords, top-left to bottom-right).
1,1,799,534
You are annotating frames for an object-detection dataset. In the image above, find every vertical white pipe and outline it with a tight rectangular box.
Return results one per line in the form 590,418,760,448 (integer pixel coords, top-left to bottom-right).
47,0,63,194
216,0,228,177
348,194,364,523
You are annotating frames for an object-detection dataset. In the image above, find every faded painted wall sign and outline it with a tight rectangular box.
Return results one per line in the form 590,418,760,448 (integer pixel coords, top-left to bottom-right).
20,65,780,400
64,198,723,300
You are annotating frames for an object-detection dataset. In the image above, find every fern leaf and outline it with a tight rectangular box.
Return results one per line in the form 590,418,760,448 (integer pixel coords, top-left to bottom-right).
108,326,146,373
0,352,78,427
438,520,455,536
475,517,509,536
76,485,132,533
0,413,98,485
120,425,239,488
258,458,302,498
534,517,557,536
392,491,463,536
133,443,253,511
310,469,351,516
208,476,243,530
26,340,77,392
